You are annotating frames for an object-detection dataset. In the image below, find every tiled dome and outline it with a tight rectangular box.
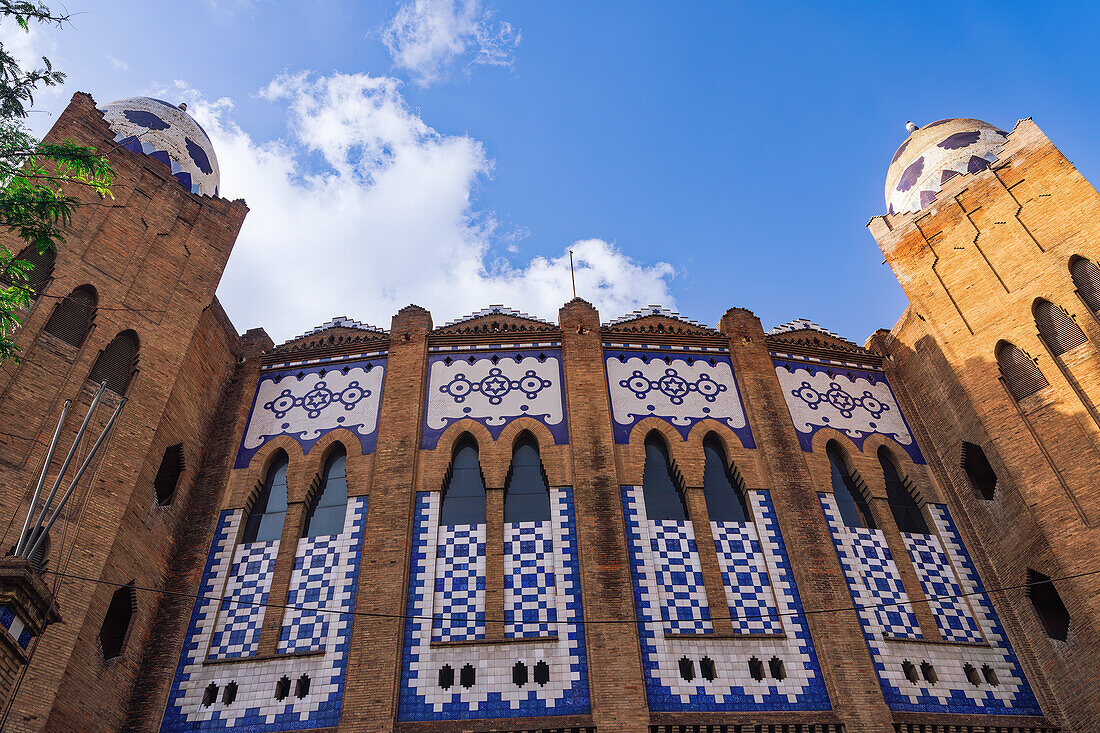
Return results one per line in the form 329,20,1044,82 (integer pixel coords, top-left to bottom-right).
100,97,220,197
885,118,1008,214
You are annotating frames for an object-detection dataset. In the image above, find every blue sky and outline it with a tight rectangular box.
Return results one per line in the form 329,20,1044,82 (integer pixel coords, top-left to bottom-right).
7,1,1100,342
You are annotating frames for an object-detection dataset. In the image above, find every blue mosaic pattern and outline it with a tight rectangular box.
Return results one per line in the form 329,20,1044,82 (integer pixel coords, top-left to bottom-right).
160,497,369,732
623,486,830,711
504,521,557,638
846,528,922,640
819,494,1042,716
278,534,341,653
712,521,782,635
432,524,486,642
904,532,983,643
399,488,590,720
0,603,31,650
649,520,712,634
207,540,279,659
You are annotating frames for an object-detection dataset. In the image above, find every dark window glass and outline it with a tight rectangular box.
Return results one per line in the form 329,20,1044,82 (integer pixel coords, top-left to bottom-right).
699,656,717,681
3,245,54,294
962,442,997,500
440,436,486,525
1071,256,1100,313
504,435,551,523
533,660,549,686
439,665,454,689
154,443,184,505
303,447,348,537
827,441,875,529
43,285,96,346
678,657,695,681
702,435,748,522
242,453,289,543
1034,299,1087,356
460,663,476,688
1027,569,1070,641
748,656,764,681
99,582,135,659
996,341,1048,401
642,434,687,521
89,330,139,395
879,447,928,534
512,661,528,687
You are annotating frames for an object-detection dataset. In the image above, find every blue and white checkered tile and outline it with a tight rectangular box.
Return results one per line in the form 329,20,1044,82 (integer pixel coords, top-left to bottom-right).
819,494,1042,716
0,604,32,650
207,540,280,660
504,521,557,638
623,485,831,712
712,521,782,635
159,497,369,732
845,527,923,640
903,532,983,643
278,534,344,653
649,520,712,634
432,524,486,642
399,489,590,721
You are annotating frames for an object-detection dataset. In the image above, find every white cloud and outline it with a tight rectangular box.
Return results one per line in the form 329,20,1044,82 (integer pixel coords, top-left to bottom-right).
107,54,129,71
169,72,674,342
381,0,520,86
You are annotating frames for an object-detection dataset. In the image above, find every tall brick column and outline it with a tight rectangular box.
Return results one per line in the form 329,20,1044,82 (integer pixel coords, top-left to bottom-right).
558,298,649,732
0,559,60,713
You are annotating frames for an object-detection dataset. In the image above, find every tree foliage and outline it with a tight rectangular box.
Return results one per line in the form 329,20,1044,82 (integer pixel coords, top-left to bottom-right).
0,1,113,364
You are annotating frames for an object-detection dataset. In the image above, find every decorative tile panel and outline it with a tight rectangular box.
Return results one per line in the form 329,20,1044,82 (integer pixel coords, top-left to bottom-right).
606,350,754,446
819,494,1041,716
904,532,983,643
278,533,346,654
0,604,32,650
649,520,712,634
504,521,557,638
235,358,385,468
622,486,830,711
159,498,368,732
422,350,566,450
774,360,924,464
712,521,782,635
207,540,279,660
399,489,589,720
846,528,922,640
431,524,486,643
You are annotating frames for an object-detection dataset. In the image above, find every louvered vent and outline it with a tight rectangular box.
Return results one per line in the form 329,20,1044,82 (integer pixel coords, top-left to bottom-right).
996,342,1048,400
1071,256,1100,313
44,286,96,347
1034,299,1087,356
89,330,139,395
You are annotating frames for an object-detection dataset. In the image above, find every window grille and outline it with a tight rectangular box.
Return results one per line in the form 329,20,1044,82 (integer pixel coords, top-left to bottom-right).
995,341,1048,400
3,245,55,294
43,285,96,346
1070,255,1100,313
88,330,139,395
1034,299,1087,356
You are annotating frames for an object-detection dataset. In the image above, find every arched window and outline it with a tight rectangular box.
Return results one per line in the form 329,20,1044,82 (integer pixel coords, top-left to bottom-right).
43,285,96,346
3,245,55,294
1027,569,1070,641
995,341,1048,401
153,443,184,505
88,330,139,395
242,452,288,543
1034,299,1087,356
826,441,875,529
702,433,748,522
961,442,997,500
1070,255,1100,313
440,435,486,525
504,433,551,523
303,445,348,537
642,432,687,521
99,582,135,660
878,447,928,534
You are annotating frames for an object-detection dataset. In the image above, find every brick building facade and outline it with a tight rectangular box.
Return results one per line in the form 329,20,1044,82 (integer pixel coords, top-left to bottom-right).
0,94,1093,732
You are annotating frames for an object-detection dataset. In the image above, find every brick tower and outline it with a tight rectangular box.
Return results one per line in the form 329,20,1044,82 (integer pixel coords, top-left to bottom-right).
868,117,1100,731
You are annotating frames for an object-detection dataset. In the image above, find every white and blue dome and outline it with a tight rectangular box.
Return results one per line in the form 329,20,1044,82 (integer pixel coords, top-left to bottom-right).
885,118,1008,215
100,97,220,197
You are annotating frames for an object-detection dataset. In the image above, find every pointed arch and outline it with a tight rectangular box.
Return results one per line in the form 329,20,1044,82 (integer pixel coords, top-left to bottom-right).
242,450,289,543
642,431,688,521
701,432,748,522
995,340,1048,401
3,245,55,293
504,431,550,523
878,446,928,534
44,284,96,347
1070,255,1100,313
440,433,486,525
1034,298,1087,356
89,329,139,395
303,444,348,537
826,440,875,529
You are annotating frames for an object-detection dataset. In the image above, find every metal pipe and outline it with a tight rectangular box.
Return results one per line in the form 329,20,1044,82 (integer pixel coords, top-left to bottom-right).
23,383,107,556
14,400,71,556
26,397,126,561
